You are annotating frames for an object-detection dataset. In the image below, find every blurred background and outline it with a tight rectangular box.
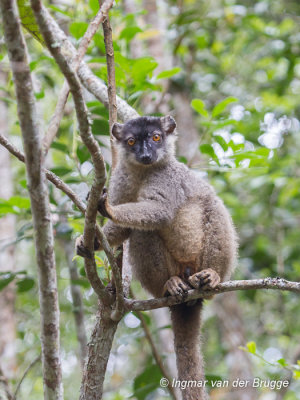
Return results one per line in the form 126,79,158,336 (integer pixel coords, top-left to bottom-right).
0,0,300,399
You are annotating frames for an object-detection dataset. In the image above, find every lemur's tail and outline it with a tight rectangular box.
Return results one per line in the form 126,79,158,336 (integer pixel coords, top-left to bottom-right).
170,301,208,400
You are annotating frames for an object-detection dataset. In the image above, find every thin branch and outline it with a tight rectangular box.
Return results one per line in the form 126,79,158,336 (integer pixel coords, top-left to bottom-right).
13,355,41,400
101,9,118,167
0,133,86,213
43,0,114,154
0,0,63,398
77,63,139,121
125,278,300,312
99,2,125,319
31,0,108,302
30,0,125,315
0,133,120,301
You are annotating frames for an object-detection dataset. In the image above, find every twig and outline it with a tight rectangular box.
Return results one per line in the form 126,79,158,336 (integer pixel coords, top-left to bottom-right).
77,63,139,121
31,0,108,302
43,0,114,154
0,0,63,398
13,355,41,400
100,1,124,320
130,291,178,399
125,278,300,312
27,0,138,122
0,132,121,308
0,133,86,213
101,8,118,168
31,0,124,314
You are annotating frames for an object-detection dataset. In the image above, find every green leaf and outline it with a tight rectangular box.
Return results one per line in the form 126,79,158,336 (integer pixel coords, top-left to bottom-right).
156,67,181,80
214,135,228,151
69,22,88,40
71,279,90,289
191,99,209,118
120,26,142,42
212,97,238,118
200,144,216,159
17,0,45,45
132,364,162,400
294,370,300,380
51,142,70,154
0,273,15,291
8,196,31,209
17,277,35,293
277,358,288,367
48,5,72,17
50,166,73,177
131,58,158,82
246,341,256,354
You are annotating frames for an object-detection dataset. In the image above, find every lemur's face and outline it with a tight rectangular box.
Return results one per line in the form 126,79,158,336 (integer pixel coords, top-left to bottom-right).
112,116,176,166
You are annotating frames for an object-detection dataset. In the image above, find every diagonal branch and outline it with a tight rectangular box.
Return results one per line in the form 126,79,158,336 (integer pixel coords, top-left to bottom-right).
0,0,63,398
31,0,108,303
0,133,86,213
125,278,300,312
30,0,125,316
0,132,121,307
25,0,138,122
43,0,114,154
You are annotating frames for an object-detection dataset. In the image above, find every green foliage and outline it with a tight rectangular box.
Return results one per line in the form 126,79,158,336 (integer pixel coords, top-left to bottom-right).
17,0,44,44
2,0,300,399
132,364,163,400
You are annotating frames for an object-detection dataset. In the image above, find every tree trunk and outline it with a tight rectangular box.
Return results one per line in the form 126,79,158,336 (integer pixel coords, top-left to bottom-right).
79,304,119,400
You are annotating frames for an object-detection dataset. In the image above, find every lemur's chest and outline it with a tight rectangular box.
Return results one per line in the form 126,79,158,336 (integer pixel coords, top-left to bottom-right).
109,168,147,205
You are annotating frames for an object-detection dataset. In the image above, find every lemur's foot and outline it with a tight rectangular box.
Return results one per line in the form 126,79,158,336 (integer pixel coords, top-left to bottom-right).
75,235,100,259
163,276,190,299
188,268,220,290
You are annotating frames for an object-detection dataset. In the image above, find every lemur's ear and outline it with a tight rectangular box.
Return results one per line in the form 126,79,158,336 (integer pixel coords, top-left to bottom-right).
160,115,176,134
111,123,124,140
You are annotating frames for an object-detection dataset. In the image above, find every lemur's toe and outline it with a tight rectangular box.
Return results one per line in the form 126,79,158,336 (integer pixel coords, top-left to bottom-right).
163,276,189,299
188,268,220,290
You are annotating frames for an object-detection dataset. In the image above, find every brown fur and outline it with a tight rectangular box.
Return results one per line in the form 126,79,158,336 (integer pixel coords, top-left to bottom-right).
77,116,238,399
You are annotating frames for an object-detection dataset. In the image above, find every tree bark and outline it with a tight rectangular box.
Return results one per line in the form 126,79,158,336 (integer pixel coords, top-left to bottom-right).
79,305,119,400
0,1,63,398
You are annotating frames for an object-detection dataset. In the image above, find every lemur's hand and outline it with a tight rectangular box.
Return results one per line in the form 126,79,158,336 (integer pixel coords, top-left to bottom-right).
97,188,112,219
75,235,101,258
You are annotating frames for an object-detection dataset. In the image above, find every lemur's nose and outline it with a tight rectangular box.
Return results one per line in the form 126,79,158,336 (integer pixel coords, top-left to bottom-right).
141,154,152,164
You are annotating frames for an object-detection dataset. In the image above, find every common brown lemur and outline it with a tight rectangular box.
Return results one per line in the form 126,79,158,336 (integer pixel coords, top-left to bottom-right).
76,115,237,400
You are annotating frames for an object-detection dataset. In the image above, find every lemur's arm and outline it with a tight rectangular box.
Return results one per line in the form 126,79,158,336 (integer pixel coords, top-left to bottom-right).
101,220,131,248
76,220,131,258
98,192,173,230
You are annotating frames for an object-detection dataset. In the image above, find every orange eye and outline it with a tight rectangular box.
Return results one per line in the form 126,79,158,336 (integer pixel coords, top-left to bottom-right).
127,138,135,146
152,133,161,142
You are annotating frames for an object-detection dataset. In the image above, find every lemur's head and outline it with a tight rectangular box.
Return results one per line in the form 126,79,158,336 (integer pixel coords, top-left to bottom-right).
112,116,177,166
